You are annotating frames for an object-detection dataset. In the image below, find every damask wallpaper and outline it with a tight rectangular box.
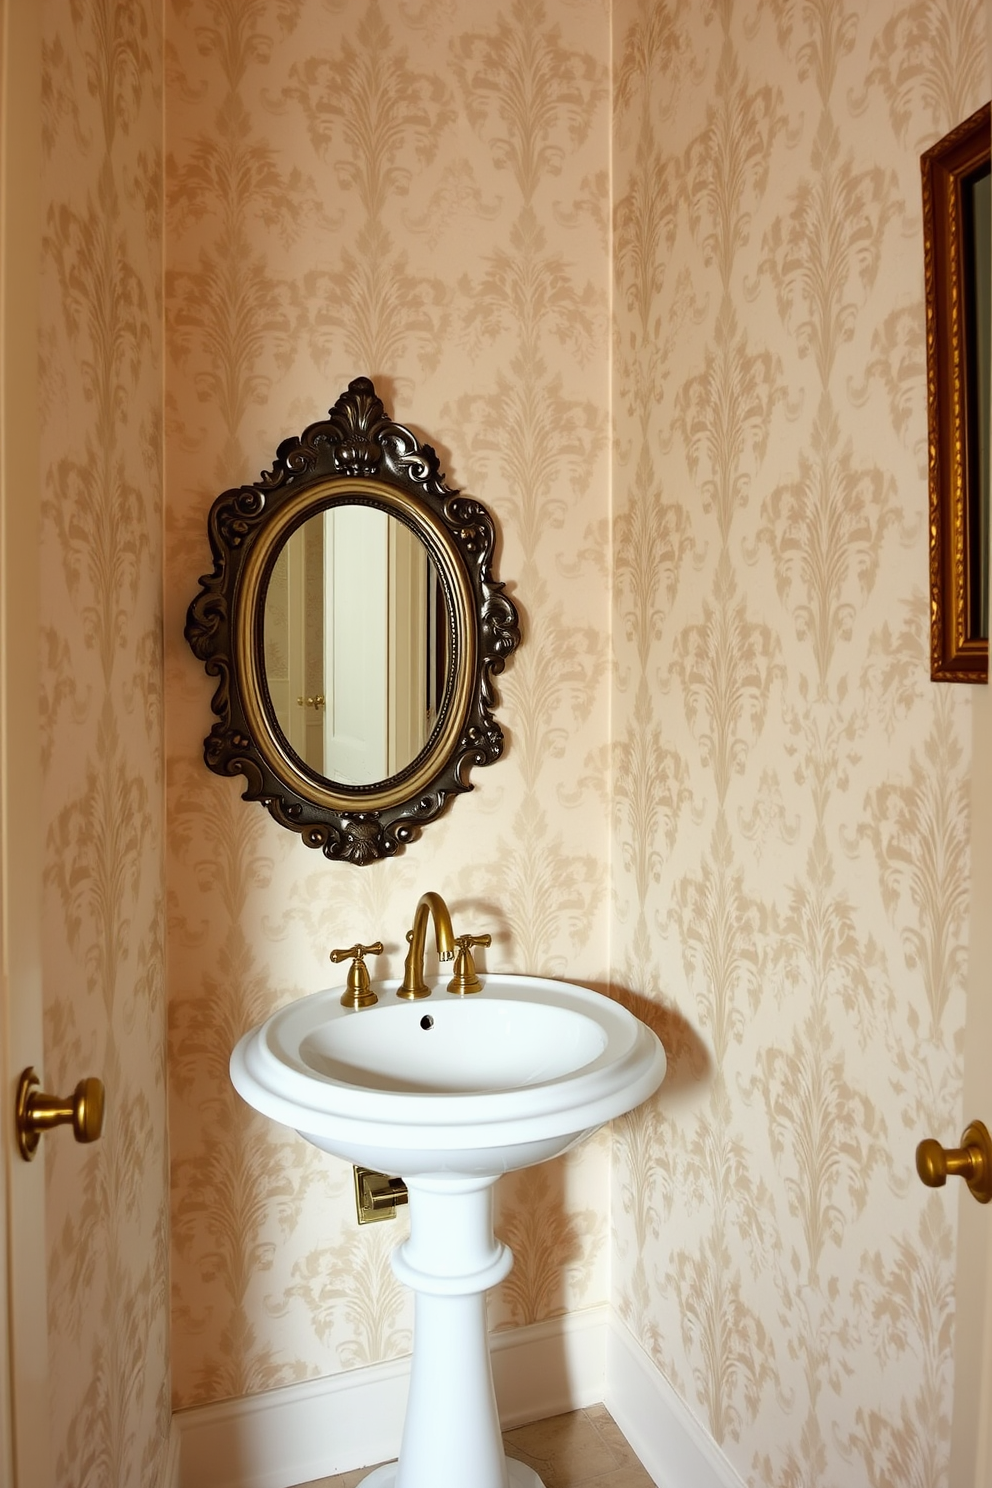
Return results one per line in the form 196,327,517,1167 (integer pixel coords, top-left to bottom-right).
165,0,612,1409
611,1,984,1483
17,0,971,1483
12,0,977,1483
39,0,169,1484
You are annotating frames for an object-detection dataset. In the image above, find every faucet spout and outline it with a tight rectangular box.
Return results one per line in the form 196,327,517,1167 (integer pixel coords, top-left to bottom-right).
398,891,455,1000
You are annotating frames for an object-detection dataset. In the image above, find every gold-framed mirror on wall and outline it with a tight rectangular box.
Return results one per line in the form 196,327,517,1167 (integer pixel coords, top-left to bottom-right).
923,101,991,683
185,377,519,863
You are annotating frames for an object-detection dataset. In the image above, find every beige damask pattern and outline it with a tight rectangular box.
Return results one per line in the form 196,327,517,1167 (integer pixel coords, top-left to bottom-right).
165,0,611,1405
26,0,984,1481
157,0,985,1483
40,0,168,1483
612,2,982,1485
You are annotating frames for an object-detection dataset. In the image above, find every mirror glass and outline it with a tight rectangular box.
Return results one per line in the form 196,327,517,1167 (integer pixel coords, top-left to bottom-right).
263,505,449,786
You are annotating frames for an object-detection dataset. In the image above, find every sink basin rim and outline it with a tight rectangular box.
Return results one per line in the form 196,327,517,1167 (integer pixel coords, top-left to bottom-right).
231,973,665,1164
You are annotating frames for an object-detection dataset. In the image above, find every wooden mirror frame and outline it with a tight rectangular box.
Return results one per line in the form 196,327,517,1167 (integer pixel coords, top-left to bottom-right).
923,102,991,683
185,378,519,863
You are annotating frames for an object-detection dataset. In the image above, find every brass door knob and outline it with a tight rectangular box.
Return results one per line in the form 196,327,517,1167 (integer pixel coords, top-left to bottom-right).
15,1066,105,1162
916,1119,991,1204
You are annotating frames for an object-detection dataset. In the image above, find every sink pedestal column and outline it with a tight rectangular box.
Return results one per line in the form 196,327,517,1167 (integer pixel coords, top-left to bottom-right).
359,1174,544,1488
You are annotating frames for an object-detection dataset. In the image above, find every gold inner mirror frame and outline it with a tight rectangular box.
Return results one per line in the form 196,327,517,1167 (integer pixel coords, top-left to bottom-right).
260,504,452,786
185,377,519,864
240,478,474,812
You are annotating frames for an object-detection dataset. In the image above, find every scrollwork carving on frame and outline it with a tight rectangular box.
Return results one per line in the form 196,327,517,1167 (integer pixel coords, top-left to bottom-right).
186,377,519,863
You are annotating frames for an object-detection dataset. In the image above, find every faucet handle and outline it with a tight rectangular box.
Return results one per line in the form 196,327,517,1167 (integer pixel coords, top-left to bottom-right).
331,941,384,1009
447,933,491,996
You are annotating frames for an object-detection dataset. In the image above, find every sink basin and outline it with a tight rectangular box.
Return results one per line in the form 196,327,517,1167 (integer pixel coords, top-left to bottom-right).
231,972,666,1488
231,973,666,1177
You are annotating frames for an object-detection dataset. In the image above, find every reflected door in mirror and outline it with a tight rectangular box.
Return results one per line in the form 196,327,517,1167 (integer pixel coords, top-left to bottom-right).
264,507,444,786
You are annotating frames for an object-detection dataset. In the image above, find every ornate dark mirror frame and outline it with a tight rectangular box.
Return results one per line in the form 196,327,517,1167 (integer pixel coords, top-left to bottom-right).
923,101,991,682
185,378,519,863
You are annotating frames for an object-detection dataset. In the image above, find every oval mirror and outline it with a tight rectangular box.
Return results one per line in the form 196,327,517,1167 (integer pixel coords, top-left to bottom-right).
186,378,519,864
262,505,450,787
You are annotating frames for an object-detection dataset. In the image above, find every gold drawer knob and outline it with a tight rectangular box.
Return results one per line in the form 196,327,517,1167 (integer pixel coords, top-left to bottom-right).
916,1119,991,1204
16,1066,105,1162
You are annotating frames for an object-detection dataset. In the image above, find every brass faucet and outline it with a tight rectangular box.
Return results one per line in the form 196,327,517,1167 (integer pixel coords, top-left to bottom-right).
398,891,456,999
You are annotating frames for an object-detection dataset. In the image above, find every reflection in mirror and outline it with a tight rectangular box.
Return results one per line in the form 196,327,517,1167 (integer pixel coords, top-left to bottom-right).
263,506,447,785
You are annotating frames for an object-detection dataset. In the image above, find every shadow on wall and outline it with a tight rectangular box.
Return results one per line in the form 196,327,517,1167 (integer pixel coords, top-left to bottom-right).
399,904,710,1350
606,983,712,1106
488,980,710,1354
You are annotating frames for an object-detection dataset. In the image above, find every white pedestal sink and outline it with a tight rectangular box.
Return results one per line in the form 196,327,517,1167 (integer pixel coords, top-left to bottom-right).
231,974,666,1488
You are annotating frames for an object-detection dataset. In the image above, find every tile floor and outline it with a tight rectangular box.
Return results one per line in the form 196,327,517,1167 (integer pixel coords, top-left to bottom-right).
293,1405,655,1488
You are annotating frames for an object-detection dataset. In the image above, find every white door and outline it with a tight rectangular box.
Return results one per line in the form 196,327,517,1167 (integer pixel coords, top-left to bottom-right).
285,523,311,762
947,24,992,1476
323,505,389,783
386,518,430,776
261,524,325,771
322,507,432,784
948,676,992,1488
0,1,52,1484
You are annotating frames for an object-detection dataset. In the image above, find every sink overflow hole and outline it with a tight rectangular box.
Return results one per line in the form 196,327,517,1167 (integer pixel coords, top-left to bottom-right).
420,1015,434,1030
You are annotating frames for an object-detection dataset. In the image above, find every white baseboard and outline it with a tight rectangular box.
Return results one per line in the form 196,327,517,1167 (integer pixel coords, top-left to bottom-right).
176,1307,609,1488
163,1415,182,1488
175,1353,410,1488
174,1306,742,1488
492,1306,608,1426
604,1316,745,1488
